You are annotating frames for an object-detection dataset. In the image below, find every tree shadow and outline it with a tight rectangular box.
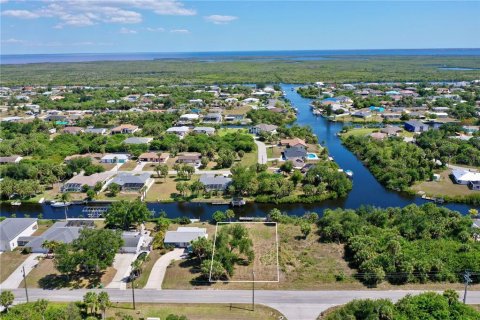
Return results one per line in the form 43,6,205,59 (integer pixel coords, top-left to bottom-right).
38,272,105,289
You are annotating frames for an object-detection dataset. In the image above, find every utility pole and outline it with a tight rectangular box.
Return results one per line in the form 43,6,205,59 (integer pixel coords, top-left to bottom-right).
22,266,29,303
463,270,472,304
252,271,255,311
131,278,136,310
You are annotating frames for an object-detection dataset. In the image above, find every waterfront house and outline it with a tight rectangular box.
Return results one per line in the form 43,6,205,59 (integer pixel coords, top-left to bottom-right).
0,218,38,252
283,145,308,160
469,181,480,191
120,231,148,254
100,153,129,164
451,169,480,185
202,113,222,123
84,127,108,135
61,172,113,192
24,220,94,253
199,174,232,191
0,155,23,164
352,111,372,118
404,120,430,132
249,124,278,135
164,227,207,248
193,127,215,135
380,126,403,136
110,173,151,191
111,124,139,134
179,114,200,122
139,152,169,163
123,137,153,145
280,138,307,148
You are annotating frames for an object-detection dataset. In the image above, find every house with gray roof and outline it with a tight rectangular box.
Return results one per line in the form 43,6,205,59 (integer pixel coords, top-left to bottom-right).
0,218,38,252
123,137,153,145
85,127,108,135
164,227,207,248
110,173,151,191
249,124,278,135
61,172,113,192
193,127,215,135
283,145,308,160
121,231,148,254
202,113,222,123
404,120,430,132
24,221,91,253
199,174,232,191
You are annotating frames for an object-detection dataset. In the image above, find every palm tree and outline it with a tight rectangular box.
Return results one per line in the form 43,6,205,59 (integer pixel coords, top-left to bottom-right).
97,292,111,320
60,192,72,221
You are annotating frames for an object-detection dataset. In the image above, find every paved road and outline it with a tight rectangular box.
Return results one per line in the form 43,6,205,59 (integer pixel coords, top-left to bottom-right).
144,249,187,289
7,289,480,320
254,140,267,164
1,254,42,289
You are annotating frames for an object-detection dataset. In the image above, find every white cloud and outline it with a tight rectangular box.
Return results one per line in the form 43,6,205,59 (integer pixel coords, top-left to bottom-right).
119,27,137,34
170,29,189,34
1,0,196,28
146,27,165,32
204,15,238,25
1,38,26,44
2,10,40,19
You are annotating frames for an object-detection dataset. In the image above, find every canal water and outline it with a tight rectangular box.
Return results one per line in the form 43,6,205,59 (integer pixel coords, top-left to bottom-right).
0,84,477,220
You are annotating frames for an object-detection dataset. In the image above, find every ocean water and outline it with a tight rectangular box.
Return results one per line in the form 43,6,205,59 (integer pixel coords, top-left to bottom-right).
1,48,480,65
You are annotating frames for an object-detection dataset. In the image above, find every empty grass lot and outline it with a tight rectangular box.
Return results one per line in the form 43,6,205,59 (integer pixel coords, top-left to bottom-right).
411,168,478,197
0,251,30,283
26,258,116,289
119,160,138,171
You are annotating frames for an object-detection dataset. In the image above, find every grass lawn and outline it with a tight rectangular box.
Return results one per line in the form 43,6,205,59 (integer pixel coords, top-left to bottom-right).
341,128,377,138
267,146,282,159
96,191,140,201
0,251,30,283
238,149,258,167
217,127,248,136
127,250,162,289
46,302,283,320
99,163,116,171
225,105,252,116
145,176,199,202
27,258,116,289
410,168,478,197
119,160,138,171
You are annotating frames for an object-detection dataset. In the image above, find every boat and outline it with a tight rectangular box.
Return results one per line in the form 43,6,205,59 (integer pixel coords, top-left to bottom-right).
11,201,21,206
345,170,354,179
50,201,71,207
231,197,246,207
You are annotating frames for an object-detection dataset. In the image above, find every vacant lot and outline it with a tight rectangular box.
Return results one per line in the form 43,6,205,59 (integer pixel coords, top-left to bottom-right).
411,168,478,197
27,258,116,289
0,251,30,283
119,160,138,171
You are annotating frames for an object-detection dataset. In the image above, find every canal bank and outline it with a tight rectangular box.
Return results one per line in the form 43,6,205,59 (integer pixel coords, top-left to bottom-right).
0,84,477,219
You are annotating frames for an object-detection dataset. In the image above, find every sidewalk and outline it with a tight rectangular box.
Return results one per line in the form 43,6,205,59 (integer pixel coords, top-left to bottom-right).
1,254,42,289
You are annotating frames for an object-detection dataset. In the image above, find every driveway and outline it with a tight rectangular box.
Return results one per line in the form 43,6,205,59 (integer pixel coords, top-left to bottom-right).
254,139,267,164
1,253,42,289
144,248,187,289
106,253,138,290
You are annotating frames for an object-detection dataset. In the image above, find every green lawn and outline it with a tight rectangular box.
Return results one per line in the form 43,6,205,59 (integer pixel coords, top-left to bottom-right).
0,251,30,283
341,128,377,138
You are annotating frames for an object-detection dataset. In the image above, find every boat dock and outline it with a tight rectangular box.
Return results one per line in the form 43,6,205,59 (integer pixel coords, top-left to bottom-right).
81,206,110,218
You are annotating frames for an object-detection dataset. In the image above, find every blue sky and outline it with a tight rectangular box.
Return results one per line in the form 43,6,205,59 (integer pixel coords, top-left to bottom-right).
1,0,479,54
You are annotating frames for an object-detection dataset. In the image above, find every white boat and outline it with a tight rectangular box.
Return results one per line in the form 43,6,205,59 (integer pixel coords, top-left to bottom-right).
50,201,71,207
345,170,354,179
11,201,21,206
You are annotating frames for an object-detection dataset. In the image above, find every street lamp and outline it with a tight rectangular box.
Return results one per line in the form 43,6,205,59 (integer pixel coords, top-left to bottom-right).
22,266,29,303
252,271,255,311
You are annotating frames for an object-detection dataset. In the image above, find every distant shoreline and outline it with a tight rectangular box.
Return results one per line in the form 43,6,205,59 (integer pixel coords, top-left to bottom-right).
2,48,480,65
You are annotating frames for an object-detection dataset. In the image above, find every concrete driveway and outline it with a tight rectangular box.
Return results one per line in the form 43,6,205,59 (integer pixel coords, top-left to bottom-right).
106,253,138,290
254,139,267,164
1,253,42,289
144,248,187,289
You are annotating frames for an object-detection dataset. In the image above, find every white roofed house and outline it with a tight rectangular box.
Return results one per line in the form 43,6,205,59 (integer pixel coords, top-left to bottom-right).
61,172,113,193
451,169,480,185
0,218,38,252
0,155,23,164
202,113,222,124
100,153,129,163
249,123,278,135
166,126,190,138
123,137,153,145
193,127,215,135
179,113,200,124
199,174,232,192
110,172,152,192
164,227,208,248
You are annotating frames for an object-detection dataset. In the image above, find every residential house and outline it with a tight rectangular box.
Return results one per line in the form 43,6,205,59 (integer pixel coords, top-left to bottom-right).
451,169,480,185
193,127,215,135
110,173,151,191
44,114,68,122
84,127,108,135
166,126,190,138
202,113,222,123
283,145,308,160
177,153,202,166
370,132,387,140
100,154,129,164
61,172,113,192
24,220,94,253
199,174,232,191
469,181,480,191
0,218,38,252
179,114,200,122
62,126,84,135
138,152,169,163
279,138,307,148
380,126,403,136
0,156,23,164
224,114,245,122
123,137,153,145
120,231,148,254
352,111,372,118
111,124,139,134
249,124,278,135
404,120,430,132
164,227,208,248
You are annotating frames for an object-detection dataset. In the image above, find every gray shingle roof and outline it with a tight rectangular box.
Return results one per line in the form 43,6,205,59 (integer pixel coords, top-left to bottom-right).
0,218,37,250
25,221,82,252
164,228,206,244
111,173,151,186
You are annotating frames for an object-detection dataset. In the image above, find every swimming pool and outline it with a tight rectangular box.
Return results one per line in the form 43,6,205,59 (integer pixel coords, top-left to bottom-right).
307,153,319,160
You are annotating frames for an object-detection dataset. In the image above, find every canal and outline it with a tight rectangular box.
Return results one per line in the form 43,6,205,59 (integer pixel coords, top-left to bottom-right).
0,84,477,220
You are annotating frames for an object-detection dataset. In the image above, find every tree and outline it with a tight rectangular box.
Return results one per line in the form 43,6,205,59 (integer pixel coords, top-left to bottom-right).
183,165,195,179
86,189,96,200
200,259,225,280
176,181,188,197
225,209,235,222
104,200,152,230
98,291,111,320
42,240,60,258
0,290,14,312
291,169,303,187
190,237,213,261
189,180,204,197
83,292,98,315
107,183,121,197
34,299,49,320
280,160,293,174
155,163,169,181
212,210,226,223
300,221,311,238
